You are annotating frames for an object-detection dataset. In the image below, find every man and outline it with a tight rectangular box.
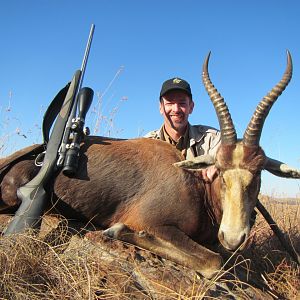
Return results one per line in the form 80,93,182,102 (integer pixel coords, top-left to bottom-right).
145,77,221,182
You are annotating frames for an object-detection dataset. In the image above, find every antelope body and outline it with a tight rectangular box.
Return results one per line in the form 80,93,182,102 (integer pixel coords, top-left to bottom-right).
1,52,299,278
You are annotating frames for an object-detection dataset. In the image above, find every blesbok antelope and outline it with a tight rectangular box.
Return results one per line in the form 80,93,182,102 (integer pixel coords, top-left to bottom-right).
0,52,299,278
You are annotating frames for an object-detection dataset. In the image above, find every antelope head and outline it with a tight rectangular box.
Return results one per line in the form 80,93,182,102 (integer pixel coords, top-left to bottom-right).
176,51,300,251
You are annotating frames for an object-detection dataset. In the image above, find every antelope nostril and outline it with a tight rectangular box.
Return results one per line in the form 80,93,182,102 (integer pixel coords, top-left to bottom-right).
218,230,248,251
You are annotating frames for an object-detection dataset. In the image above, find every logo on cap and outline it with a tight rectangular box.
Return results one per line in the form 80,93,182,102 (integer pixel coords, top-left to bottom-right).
173,78,182,84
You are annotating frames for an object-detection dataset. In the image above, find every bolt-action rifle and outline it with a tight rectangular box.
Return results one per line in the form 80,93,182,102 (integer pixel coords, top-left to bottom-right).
4,24,95,235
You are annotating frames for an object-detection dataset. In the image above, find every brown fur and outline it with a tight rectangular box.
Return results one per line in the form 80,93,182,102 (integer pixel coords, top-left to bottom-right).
0,136,265,278
241,145,266,174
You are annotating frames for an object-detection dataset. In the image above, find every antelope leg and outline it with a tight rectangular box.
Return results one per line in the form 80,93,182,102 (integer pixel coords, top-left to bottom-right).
103,223,222,279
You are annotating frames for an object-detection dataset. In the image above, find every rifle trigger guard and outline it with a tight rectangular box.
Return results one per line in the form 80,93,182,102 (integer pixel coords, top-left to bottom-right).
35,151,46,167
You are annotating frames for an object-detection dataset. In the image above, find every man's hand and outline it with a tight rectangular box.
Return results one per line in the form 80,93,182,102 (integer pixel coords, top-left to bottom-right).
201,165,218,182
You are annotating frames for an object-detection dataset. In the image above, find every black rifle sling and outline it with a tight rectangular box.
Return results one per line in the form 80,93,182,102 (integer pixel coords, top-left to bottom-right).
42,83,71,144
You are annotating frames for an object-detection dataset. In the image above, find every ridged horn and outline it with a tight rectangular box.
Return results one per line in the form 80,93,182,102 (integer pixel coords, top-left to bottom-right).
243,50,293,146
202,52,237,145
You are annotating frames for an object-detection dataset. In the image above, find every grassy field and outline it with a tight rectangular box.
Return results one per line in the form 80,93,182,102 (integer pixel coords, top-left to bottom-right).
0,197,299,299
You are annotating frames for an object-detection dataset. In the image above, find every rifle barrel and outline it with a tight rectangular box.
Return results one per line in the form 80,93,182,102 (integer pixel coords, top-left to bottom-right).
57,24,95,168
78,24,95,91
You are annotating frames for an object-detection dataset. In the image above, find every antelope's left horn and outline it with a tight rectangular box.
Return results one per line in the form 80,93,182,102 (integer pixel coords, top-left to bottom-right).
202,52,237,145
243,51,293,147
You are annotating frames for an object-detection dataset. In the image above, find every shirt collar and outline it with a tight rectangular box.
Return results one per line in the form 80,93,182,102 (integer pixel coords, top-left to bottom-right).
162,124,190,152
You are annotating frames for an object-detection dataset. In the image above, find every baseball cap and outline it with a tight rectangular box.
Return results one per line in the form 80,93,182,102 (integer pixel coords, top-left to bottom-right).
160,77,192,99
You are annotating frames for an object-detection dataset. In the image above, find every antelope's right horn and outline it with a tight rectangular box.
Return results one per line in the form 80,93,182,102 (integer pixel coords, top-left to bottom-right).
243,51,293,147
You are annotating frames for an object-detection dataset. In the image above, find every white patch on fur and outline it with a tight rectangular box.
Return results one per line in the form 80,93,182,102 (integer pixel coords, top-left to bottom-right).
219,144,254,249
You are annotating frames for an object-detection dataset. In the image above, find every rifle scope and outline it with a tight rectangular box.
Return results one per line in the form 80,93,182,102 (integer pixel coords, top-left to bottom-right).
62,87,94,176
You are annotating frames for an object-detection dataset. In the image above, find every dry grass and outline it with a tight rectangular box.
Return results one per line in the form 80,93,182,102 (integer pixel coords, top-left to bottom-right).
0,198,299,300
243,198,300,299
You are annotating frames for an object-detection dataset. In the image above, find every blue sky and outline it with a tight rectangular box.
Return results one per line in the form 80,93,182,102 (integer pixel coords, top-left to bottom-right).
0,0,299,197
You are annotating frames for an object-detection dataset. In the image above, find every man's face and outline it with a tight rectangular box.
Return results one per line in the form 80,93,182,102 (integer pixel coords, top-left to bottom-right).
160,90,194,133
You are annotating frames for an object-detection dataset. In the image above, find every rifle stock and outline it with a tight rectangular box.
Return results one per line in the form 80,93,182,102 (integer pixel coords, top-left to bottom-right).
6,163,51,233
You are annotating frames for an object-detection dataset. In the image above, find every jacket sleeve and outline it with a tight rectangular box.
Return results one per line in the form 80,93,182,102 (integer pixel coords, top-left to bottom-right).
189,125,221,159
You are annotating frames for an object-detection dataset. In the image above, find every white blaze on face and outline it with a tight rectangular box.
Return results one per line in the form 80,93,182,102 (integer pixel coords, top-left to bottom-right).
218,144,255,251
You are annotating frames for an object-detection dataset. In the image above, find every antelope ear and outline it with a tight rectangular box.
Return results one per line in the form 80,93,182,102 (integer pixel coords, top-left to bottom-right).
173,155,215,169
264,157,300,178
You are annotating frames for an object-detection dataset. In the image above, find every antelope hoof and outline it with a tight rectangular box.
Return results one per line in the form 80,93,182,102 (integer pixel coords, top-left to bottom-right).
103,223,129,239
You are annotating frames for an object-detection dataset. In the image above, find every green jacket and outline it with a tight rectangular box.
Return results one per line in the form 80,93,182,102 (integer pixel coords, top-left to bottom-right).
144,124,221,160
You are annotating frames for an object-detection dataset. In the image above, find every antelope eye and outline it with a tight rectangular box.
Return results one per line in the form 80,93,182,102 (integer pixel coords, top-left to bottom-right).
252,170,261,177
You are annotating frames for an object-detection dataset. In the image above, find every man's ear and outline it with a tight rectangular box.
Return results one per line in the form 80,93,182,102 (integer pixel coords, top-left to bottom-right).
189,99,194,114
159,100,164,115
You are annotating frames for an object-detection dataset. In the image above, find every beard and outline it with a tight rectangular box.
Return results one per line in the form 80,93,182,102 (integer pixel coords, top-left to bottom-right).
168,114,188,132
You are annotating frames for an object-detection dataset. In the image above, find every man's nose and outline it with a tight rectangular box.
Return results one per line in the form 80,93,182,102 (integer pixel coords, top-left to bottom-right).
172,103,181,111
